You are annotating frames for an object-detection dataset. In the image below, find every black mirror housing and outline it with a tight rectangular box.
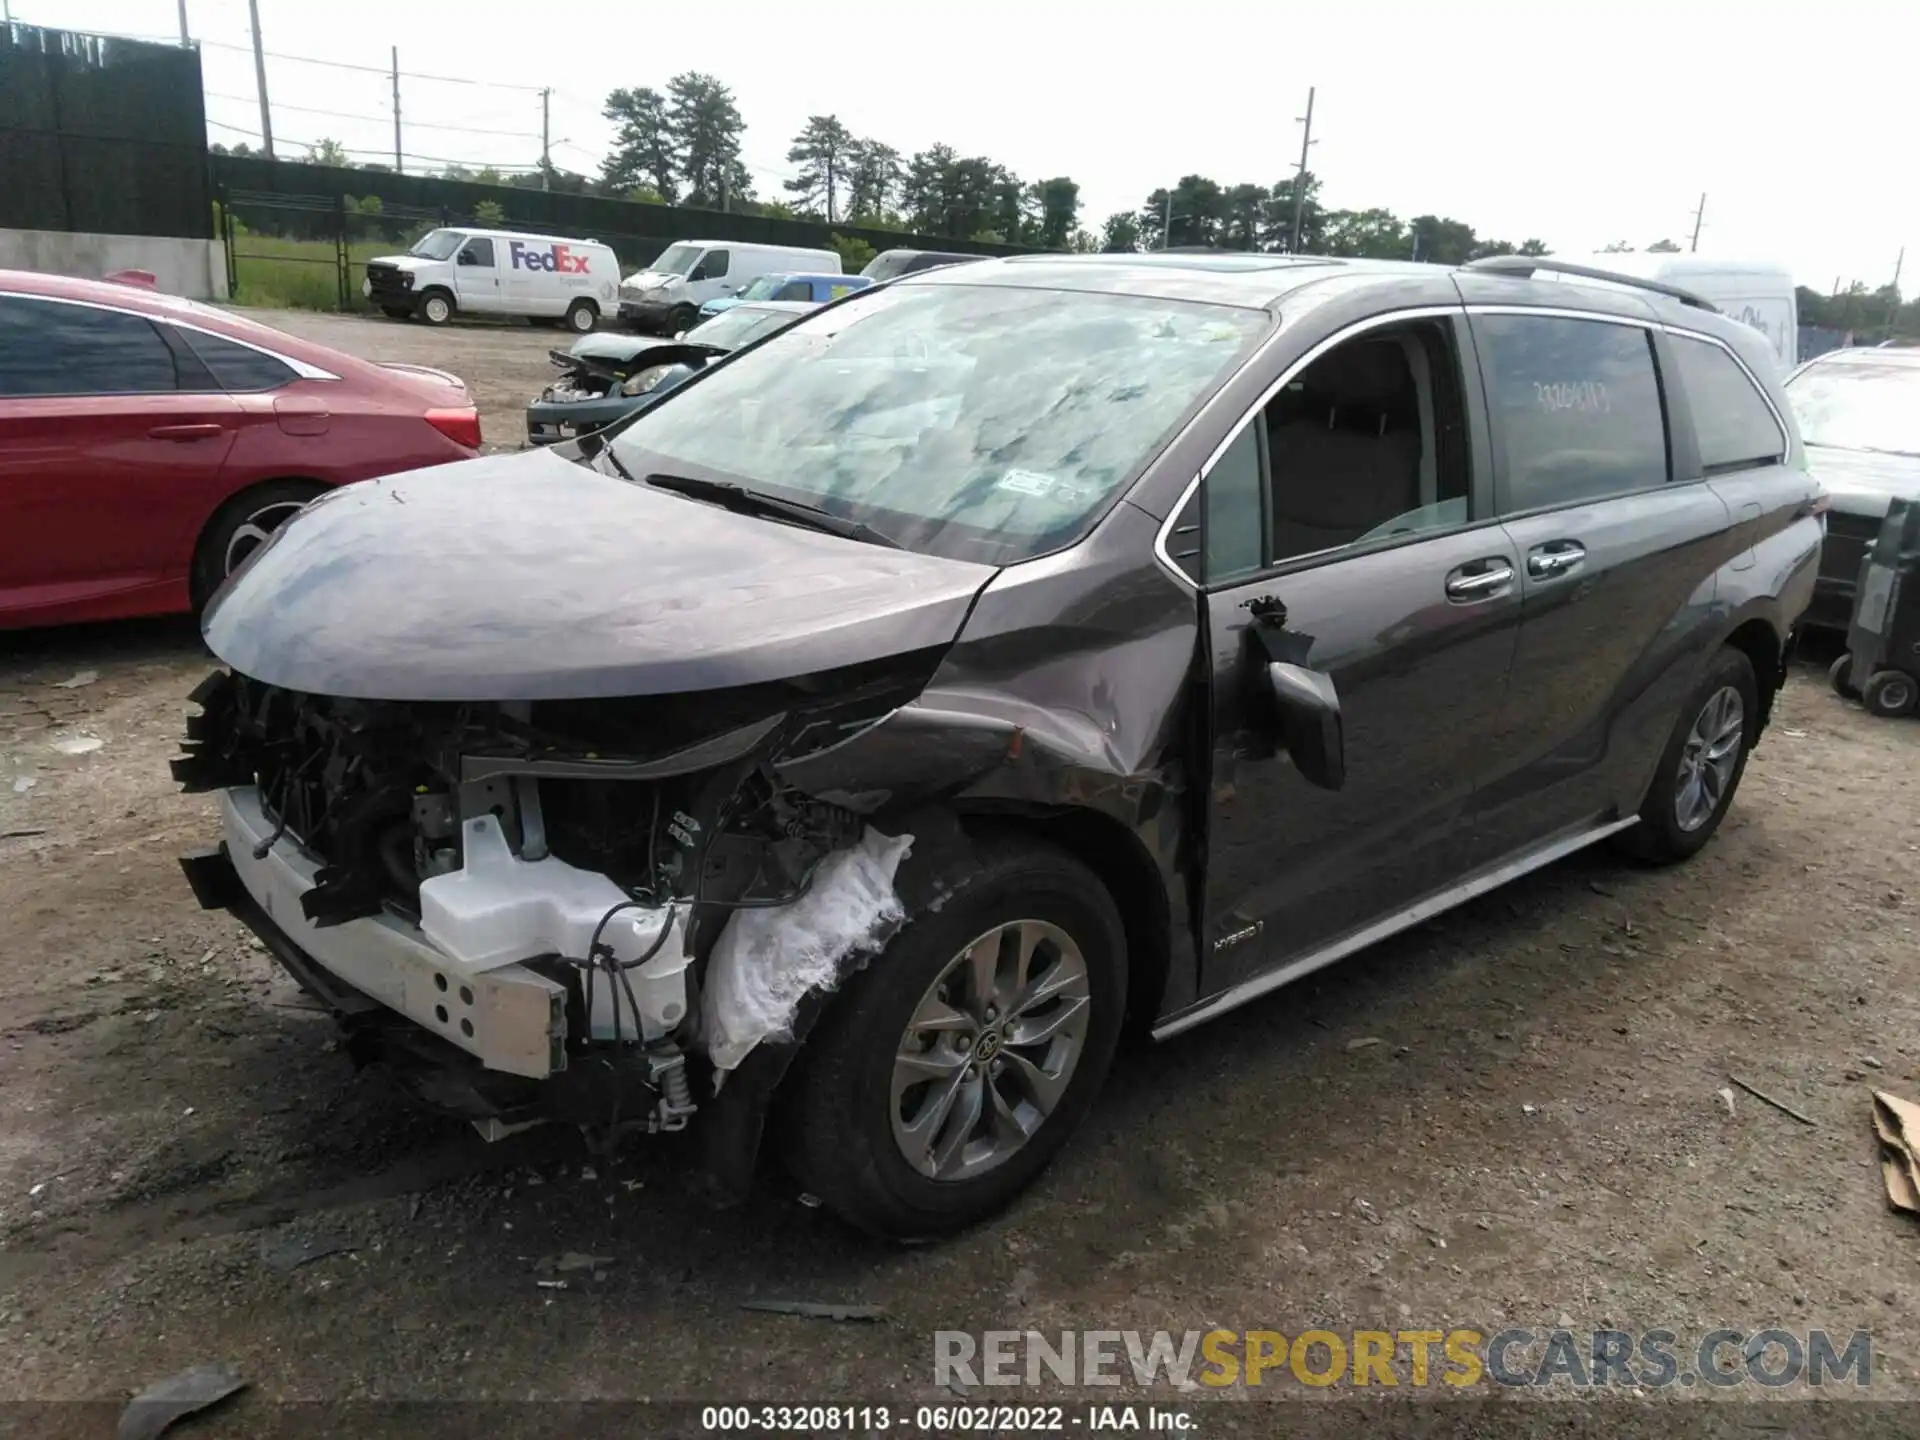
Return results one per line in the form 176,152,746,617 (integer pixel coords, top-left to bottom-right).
1267,661,1346,791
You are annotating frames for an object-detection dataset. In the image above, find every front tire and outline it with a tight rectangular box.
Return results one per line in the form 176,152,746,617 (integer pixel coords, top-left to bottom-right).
780,834,1127,1240
668,303,699,335
1863,669,1919,719
416,289,454,326
1614,645,1759,865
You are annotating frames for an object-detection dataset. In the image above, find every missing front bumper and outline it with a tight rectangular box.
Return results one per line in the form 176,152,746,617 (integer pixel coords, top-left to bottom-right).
208,785,568,1078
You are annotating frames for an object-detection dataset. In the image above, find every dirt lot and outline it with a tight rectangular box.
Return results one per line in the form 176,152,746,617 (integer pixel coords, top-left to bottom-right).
3,311,1919,1433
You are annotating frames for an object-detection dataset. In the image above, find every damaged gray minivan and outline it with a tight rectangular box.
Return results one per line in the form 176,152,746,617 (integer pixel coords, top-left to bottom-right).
176,253,1821,1238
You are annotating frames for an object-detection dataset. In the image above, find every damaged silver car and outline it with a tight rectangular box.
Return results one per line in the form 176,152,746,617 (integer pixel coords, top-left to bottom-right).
177,254,1820,1238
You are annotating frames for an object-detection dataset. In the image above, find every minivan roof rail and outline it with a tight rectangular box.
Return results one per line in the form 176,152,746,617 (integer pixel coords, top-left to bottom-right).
1463,255,1718,312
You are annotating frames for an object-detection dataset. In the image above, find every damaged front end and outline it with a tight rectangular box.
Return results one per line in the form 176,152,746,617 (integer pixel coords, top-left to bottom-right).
173,651,944,1188
524,339,718,447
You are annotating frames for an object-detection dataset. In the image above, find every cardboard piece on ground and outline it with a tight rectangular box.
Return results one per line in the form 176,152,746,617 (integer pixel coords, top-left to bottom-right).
1870,1090,1920,1215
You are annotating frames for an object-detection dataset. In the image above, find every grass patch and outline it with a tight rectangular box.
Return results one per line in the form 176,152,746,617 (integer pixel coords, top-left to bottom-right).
228,235,396,311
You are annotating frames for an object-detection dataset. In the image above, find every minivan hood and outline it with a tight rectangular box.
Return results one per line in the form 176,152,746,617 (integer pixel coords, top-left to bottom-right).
202,448,996,702
622,270,681,291
370,254,432,272
1808,445,1920,519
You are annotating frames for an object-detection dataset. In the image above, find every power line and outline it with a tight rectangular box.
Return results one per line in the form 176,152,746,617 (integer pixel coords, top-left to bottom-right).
198,36,545,92
207,118,545,172
203,90,538,138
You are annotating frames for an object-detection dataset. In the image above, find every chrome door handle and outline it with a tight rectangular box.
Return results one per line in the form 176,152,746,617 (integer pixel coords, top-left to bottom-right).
1444,561,1514,601
1527,542,1586,579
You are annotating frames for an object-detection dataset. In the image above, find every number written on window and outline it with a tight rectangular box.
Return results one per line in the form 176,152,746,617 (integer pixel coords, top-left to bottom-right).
1478,313,1668,513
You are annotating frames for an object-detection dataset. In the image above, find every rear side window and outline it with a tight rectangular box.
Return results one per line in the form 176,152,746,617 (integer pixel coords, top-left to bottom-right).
774,279,813,301
1669,333,1784,472
0,295,177,397
177,328,297,392
1477,313,1668,513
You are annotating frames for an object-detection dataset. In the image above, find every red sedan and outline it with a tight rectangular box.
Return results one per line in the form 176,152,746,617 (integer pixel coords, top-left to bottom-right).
0,270,482,629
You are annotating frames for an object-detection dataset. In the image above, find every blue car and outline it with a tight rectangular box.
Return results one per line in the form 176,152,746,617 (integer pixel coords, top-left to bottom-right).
699,271,871,319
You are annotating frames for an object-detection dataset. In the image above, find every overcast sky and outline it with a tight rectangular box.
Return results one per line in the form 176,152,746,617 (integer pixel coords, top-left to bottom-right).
36,0,1920,291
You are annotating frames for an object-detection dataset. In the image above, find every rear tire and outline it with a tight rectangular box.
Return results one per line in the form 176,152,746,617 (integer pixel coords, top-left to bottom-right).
416,289,454,326
779,834,1126,1240
190,478,327,609
1863,669,1919,718
564,299,598,334
1829,652,1860,700
1613,645,1758,866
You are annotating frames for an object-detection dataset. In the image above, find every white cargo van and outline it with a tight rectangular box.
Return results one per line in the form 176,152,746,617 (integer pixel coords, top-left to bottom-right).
1536,254,1799,373
617,240,840,333
364,227,620,331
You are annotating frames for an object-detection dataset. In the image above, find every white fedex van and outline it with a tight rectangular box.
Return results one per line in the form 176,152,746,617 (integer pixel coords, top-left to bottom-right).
617,240,840,333
364,227,620,331
1536,254,1800,373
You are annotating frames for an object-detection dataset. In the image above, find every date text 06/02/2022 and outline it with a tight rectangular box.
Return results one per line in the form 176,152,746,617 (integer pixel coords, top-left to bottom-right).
699,1404,1197,1432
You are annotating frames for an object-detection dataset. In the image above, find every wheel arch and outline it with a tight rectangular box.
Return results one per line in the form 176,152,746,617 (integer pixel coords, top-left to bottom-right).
694,797,1175,1209
1719,612,1789,739
948,803,1173,1034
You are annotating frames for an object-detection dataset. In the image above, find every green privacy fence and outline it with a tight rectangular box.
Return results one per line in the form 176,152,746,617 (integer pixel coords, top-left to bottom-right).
0,24,211,239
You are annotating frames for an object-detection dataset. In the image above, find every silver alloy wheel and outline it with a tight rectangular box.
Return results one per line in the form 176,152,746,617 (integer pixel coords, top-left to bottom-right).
890,919,1092,1182
222,499,309,577
1674,684,1745,833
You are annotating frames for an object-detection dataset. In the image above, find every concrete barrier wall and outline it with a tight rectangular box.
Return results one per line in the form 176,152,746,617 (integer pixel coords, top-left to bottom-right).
0,229,228,300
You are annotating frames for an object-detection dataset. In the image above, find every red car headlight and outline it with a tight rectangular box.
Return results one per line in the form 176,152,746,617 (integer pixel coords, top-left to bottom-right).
424,407,482,450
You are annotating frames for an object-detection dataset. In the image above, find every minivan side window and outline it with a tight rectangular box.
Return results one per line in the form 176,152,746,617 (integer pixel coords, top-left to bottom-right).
774,279,814,301
1668,333,1785,473
692,249,729,281
1477,313,1668,513
0,295,177,397
1184,319,1475,583
458,238,495,267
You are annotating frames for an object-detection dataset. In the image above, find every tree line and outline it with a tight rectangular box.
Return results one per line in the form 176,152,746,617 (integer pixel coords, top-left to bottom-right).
212,87,1920,332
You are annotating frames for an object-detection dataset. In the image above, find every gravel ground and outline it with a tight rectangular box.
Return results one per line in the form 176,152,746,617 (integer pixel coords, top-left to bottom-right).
2,311,1919,1434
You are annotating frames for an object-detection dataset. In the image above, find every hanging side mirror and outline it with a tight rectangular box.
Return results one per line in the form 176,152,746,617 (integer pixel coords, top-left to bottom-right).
1266,661,1346,791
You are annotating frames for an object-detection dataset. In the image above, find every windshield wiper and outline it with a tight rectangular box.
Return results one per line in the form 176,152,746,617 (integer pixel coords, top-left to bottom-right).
643,472,900,548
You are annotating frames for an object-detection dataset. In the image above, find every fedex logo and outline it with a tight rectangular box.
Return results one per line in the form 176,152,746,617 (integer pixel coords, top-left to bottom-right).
509,241,591,274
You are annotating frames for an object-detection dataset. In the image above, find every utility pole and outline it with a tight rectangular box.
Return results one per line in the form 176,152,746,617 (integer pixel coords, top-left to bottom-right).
1689,191,1707,252
177,0,190,45
1289,85,1317,253
539,87,551,191
247,0,273,159
1884,247,1906,341
390,47,402,173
